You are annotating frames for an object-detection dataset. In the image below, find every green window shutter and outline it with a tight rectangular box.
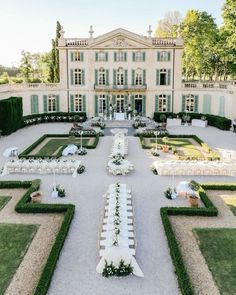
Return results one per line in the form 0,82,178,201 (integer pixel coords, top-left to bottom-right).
142,52,146,61
157,52,160,61
34,95,39,114
95,52,98,61
106,95,109,110
142,95,146,116
114,52,117,62
168,51,171,61
156,69,160,86
167,95,171,112
124,52,127,62
43,95,48,113
95,69,98,85
70,69,74,85
105,52,108,61
30,95,34,114
132,52,135,62
143,69,146,85
113,69,116,85
124,95,128,106
56,95,60,112
131,95,135,110
70,95,74,112
219,96,225,116
194,95,199,112
167,69,171,85
203,95,211,114
70,52,74,62
81,52,84,62
112,95,116,106
182,95,186,112
106,69,109,85
82,69,85,85
155,95,159,112
124,69,128,85
94,95,98,116
83,95,86,112
132,70,135,85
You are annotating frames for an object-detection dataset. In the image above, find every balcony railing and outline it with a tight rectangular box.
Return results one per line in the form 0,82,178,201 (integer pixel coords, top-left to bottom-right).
182,82,229,90
94,84,147,91
65,38,88,47
0,83,61,93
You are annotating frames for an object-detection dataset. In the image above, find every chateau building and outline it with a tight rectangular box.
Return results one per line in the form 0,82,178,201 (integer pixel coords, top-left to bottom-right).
0,26,235,120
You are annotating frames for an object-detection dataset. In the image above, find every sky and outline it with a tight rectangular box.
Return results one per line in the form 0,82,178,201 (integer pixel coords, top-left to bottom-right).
0,0,225,67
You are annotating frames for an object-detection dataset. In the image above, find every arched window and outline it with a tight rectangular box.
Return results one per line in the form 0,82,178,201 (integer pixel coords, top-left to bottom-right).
117,68,124,85
48,95,56,112
98,68,106,85
74,94,83,112
186,94,195,112
158,94,167,112
135,68,143,85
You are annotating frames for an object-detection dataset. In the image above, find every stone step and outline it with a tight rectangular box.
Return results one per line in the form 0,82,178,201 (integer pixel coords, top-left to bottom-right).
105,120,133,128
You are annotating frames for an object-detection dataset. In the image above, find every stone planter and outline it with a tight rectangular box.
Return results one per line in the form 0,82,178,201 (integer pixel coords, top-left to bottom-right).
30,191,42,203
188,195,199,207
162,145,169,153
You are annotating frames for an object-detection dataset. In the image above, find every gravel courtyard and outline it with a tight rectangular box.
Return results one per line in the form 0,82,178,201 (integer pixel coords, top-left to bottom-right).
0,123,235,295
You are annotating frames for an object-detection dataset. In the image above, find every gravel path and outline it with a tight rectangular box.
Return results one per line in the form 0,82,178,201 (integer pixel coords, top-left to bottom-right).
0,188,63,295
170,190,236,295
0,123,236,295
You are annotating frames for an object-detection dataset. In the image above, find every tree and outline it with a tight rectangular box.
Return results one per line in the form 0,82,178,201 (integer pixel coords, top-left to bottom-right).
155,11,182,38
181,10,219,80
19,51,33,82
49,21,62,82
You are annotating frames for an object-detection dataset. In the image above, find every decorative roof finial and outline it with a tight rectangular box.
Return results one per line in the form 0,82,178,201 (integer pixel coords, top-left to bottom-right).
89,25,94,38
147,25,152,38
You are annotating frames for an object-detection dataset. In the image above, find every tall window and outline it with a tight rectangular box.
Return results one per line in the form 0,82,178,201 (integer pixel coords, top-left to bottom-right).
74,94,83,112
116,51,126,62
117,68,124,85
97,52,106,61
116,94,125,112
74,69,82,85
160,69,167,85
135,69,143,85
48,95,56,112
98,68,106,85
98,94,107,113
158,94,167,112
186,95,195,112
160,52,169,61
74,51,82,61
134,51,143,62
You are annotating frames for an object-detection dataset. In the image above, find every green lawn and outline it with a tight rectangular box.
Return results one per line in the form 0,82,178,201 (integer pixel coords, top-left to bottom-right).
147,138,203,159
0,196,11,211
36,137,93,156
224,197,236,216
0,223,38,294
194,228,236,295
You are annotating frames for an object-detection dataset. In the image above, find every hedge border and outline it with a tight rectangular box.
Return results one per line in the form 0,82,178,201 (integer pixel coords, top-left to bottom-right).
161,183,236,295
139,134,220,160
0,179,75,295
19,134,99,159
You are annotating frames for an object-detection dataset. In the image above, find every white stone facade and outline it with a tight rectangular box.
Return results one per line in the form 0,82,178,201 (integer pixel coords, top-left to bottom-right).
0,27,235,120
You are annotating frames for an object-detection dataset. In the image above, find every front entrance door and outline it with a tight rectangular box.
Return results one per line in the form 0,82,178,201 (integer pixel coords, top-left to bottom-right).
116,95,125,113
135,99,142,114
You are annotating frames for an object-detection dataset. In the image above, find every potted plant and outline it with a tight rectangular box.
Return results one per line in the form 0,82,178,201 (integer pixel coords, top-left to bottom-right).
187,193,199,207
30,191,43,203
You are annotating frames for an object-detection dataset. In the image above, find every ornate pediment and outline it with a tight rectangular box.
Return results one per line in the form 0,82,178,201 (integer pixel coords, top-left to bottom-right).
89,28,152,49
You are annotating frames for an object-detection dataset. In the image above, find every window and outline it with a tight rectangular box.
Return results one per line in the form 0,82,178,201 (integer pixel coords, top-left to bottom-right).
71,51,84,62
74,69,82,85
160,69,167,85
133,51,144,62
116,94,125,112
186,95,195,112
97,52,106,61
158,94,167,112
117,68,124,85
98,68,106,85
48,95,56,112
135,69,143,85
115,51,126,62
98,94,107,113
157,51,171,61
74,94,83,112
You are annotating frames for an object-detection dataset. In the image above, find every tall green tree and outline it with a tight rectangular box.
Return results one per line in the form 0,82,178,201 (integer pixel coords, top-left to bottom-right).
19,51,33,83
49,21,62,83
155,11,182,38
181,10,219,80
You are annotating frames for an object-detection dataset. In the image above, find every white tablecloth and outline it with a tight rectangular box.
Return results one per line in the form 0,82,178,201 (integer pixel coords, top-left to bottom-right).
167,118,182,126
3,147,18,157
62,144,78,156
115,113,125,120
191,119,208,127
107,159,134,175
